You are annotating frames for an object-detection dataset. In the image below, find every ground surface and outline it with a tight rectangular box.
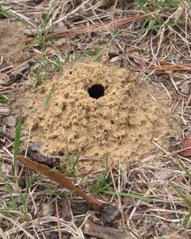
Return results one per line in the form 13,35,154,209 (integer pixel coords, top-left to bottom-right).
0,1,191,239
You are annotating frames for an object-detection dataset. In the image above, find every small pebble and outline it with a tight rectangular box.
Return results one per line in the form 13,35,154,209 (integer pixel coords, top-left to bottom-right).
6,115,17,127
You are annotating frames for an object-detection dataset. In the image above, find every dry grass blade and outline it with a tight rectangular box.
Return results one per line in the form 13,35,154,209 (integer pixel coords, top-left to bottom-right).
133,61,191,74
55,199,62,239
0,213,35,239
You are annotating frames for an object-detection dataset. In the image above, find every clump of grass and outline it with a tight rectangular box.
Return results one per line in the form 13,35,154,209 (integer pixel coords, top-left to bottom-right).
90,154,110,194
134,0,183,40
90,155,154,202
64,50,71,63
0,3,12,17
32,53,65,83
0,161,27,217
58,139,79,179
48,57,63,71
32,13,51,51
93,31,120,62
65,139,79,178
0,110,28,218
32,67,47,86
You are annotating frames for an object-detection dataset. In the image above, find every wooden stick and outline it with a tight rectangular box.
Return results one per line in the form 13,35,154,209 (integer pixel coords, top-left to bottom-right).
83,222,136,239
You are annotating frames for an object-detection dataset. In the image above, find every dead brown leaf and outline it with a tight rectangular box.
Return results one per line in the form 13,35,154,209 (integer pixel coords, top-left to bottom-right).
181,137,191,156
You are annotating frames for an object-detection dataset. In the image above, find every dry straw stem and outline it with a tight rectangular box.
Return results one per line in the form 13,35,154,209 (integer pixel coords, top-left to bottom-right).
55,199,62,239
23,12,156,44
0,57,34,79
133,61,191,74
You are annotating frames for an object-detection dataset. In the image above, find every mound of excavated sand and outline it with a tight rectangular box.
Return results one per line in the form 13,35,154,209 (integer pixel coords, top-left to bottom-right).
26,62,171,165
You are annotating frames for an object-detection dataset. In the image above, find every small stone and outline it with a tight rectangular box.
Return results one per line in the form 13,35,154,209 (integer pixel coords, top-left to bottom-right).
100,205,121,226
110,56,121,63
6,115,17,127
0,106,10,116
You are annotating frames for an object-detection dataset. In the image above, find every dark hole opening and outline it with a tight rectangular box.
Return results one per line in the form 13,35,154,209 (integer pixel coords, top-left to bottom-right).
88,84,105,99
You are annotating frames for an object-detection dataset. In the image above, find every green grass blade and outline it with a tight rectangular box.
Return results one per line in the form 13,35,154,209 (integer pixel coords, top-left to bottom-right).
139,16,153,39
90,156,130,194
183,208,191,227
90,154,109,193
0,93,8,104
41,12,49,31
153,1,180,7
44,87,58,107
0,4,13,17
13,111,22,177
73,47,95,62
90,168,109,193
103,190,154,202
48,58,62,72
169,181,191,205
58,138,77,178
71,155,79,174
26,175,38,190
14,111,22,158
93,31,120,62
178,160,191,179
135,0,149,13
64,51,71,63
146,19,184,32
100,168,129,193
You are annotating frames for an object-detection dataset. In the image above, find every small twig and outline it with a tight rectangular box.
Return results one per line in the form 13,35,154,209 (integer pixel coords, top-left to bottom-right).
0,58,34,80
153,141,191,156
55,199,62,239
84,222,132,239
24,12,157,44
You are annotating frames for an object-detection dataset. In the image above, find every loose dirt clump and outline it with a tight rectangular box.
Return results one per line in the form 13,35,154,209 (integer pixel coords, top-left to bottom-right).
26,62,171,164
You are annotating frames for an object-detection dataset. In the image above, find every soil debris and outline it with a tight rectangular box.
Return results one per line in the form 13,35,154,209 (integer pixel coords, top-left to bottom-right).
26,62,171,165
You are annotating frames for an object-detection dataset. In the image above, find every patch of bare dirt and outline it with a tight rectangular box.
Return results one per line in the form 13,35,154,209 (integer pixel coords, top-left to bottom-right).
26,62,172,167
0,20,25,59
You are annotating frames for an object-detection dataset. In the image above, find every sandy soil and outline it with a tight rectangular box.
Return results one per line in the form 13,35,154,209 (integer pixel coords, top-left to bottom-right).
26,62,172,168
0,20,25,59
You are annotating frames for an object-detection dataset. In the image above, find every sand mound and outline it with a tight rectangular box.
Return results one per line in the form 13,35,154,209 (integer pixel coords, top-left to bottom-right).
27,62,170,164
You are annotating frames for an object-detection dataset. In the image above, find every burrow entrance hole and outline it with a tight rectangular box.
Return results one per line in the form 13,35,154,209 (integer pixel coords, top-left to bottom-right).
88,84,105,99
